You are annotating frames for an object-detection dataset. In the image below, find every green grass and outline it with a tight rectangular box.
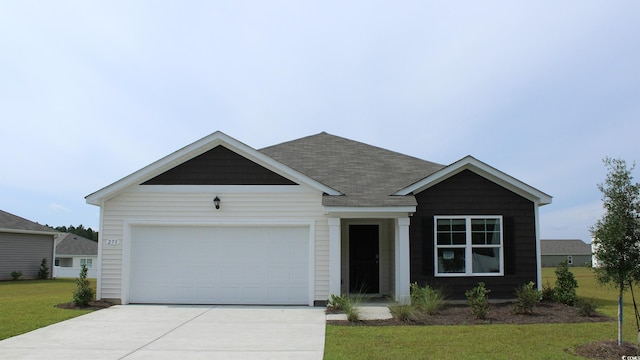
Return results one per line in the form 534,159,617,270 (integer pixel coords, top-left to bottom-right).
0,279,95,340
324,267,640,359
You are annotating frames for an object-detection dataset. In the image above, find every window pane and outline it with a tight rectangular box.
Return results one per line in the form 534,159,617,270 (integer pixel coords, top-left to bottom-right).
472,247,500,273
471,219,485,232
451,219,466,231
471,232,485,245
488,231,501,244
437,219,451,231
452,232,466,245
437,248,465,273
437,233,451,245
485,219,500,232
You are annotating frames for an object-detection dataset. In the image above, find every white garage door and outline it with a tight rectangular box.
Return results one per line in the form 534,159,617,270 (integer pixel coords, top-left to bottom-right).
129,225,310,305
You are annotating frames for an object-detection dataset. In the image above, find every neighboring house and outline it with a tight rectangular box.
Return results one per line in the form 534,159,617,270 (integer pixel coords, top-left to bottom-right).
540,239,592,267
54,233,98,278
86,131,552,305
0,210,56,280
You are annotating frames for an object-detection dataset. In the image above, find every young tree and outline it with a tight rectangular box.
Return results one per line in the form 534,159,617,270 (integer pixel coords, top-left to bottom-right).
590,157,640,345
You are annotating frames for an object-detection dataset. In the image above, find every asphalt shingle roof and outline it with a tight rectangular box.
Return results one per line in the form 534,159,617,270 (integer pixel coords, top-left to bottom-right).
55,233,98,256
260,132,445,207
0,210,56,233
540,239,592,256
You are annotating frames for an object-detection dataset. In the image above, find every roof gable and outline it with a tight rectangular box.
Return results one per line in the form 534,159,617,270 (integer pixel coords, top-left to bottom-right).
395,156,552,206
86,131,340,205
142,145,296,185
261,132,445,207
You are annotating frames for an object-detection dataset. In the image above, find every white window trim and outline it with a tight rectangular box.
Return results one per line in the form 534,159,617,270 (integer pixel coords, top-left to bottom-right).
434,215,504,277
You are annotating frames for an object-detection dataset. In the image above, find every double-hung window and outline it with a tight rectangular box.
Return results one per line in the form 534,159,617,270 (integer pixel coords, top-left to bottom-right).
80,258,93,268
435,216,503,276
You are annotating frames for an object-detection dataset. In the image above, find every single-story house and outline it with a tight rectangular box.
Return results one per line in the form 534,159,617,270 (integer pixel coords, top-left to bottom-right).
54,233,98,278
0,209,56,280
86,131,552,305
540,239,592,267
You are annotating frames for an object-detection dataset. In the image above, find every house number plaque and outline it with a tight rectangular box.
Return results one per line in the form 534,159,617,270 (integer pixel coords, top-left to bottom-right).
105,239,121,246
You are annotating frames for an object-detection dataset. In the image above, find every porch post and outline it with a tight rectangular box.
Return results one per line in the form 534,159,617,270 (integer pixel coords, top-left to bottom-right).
328,217,341,297
395,217,411,304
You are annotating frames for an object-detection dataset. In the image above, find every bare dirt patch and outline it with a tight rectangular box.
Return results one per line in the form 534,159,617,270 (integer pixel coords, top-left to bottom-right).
55,300,114,311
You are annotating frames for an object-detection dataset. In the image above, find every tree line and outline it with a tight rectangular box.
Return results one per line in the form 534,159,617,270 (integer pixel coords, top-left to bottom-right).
50,224,98,242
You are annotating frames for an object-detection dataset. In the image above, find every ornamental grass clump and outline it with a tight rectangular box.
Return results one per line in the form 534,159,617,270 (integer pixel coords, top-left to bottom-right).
410,282,445,315
466,282,491,320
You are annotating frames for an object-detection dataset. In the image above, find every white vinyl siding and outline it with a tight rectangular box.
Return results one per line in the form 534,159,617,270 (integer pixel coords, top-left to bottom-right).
98,186,328,304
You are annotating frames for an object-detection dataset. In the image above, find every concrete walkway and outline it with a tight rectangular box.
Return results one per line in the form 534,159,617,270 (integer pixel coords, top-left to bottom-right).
0,305,327,360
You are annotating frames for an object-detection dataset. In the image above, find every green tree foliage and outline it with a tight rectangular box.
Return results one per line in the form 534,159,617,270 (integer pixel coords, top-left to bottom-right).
52,225,98,242
72,264,95,306
554,261,578,305
590,157,640,345
37,258,49,280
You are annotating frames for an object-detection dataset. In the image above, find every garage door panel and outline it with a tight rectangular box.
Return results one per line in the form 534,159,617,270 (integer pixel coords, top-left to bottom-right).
129,225,310,305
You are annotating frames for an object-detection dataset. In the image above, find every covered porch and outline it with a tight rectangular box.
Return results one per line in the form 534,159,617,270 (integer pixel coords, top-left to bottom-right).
328,215,411,304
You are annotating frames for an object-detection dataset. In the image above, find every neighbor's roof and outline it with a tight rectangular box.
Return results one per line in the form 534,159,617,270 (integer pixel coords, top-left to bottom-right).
260,132,445,207
55,233,98,256
0,210,57,235
540,239,592,256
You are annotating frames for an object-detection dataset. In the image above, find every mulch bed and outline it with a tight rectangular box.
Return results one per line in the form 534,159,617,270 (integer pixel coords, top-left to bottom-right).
327,301,612,326
55,300,114,310
574,340,640,359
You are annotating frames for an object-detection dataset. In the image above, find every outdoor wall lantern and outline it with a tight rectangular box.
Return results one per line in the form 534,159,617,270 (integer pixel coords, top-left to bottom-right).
213,196,221,209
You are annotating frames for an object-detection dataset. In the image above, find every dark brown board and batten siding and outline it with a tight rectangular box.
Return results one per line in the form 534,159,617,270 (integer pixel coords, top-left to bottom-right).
0,233,54,280
410,169,537,299
142,145,297,185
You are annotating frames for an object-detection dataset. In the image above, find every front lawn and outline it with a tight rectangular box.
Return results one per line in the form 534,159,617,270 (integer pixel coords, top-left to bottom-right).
0,278,95,340
324,267,640,359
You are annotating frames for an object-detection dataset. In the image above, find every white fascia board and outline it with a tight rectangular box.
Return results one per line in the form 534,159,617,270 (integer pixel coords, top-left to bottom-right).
395,155,553,206
86,131,340,205
324,206,416,217
0,228,59,236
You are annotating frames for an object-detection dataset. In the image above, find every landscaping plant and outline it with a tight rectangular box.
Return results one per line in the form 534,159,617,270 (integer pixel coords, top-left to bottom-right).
410,282,445,314
513,281,541,315
10,270,22,281
590,157,640,345
575,297,599,317
554,260,578,305
466,282,491,320
37,258,49,279
72,264,94,306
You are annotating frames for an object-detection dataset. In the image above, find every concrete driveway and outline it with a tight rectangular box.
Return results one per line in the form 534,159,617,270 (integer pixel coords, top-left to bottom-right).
0,305,326,360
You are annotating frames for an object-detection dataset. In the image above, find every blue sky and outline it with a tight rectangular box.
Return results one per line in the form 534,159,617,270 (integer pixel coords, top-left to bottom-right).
1,1,638,243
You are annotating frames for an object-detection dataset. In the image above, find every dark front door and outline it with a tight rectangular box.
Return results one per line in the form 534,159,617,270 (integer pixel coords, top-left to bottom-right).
349,225,379,294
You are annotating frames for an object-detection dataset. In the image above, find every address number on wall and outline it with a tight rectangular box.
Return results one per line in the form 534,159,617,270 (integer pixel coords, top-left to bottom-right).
105,239,120,246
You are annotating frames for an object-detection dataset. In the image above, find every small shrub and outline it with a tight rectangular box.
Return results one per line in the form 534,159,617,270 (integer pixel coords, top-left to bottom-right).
466,282,491,320
513,281,541,315
10,270,22,280
37,258,49,279
410,282,445,314
575,297,599,317
328,294,350,312
554,261,578,305
72,264,95,306
541,280,555,301
389,304,417,322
